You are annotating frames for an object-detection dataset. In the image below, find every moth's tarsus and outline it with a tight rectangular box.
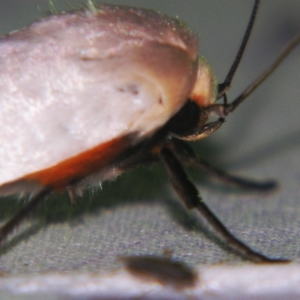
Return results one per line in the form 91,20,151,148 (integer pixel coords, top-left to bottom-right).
159,146,288,263
171,139,278,192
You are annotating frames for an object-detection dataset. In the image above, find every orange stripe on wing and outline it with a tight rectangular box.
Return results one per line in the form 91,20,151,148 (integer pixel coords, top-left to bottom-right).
24,135,132,190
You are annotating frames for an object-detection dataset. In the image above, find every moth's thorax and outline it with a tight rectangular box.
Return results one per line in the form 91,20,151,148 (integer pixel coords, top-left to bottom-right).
189,58,217,107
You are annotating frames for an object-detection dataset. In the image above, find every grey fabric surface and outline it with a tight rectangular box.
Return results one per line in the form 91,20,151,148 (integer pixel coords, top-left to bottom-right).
0,0,299,291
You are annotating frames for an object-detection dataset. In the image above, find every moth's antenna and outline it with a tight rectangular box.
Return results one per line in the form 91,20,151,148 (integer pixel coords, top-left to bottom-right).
225,33,300,114
217,0,259,101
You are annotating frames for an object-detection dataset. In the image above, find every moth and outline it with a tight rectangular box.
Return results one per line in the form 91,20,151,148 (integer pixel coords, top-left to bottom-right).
0,0,299,262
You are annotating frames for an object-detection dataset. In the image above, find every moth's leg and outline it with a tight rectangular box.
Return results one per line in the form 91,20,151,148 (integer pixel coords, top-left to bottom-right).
159,146,287,263
118,151,158,172
0,148,157,246
0,187,51,244
173,118,225,141
170,139,277,191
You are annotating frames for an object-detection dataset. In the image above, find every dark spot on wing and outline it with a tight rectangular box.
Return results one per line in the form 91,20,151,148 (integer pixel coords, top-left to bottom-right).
117,84,139,95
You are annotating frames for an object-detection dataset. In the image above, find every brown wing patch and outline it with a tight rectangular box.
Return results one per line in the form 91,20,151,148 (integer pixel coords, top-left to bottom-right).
23,135,133,190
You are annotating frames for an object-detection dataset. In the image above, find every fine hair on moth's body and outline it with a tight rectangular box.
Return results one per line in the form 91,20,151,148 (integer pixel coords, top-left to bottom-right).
0,0,299,263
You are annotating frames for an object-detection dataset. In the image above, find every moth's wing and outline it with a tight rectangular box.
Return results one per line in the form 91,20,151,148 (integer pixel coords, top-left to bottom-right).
0,8,199,195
